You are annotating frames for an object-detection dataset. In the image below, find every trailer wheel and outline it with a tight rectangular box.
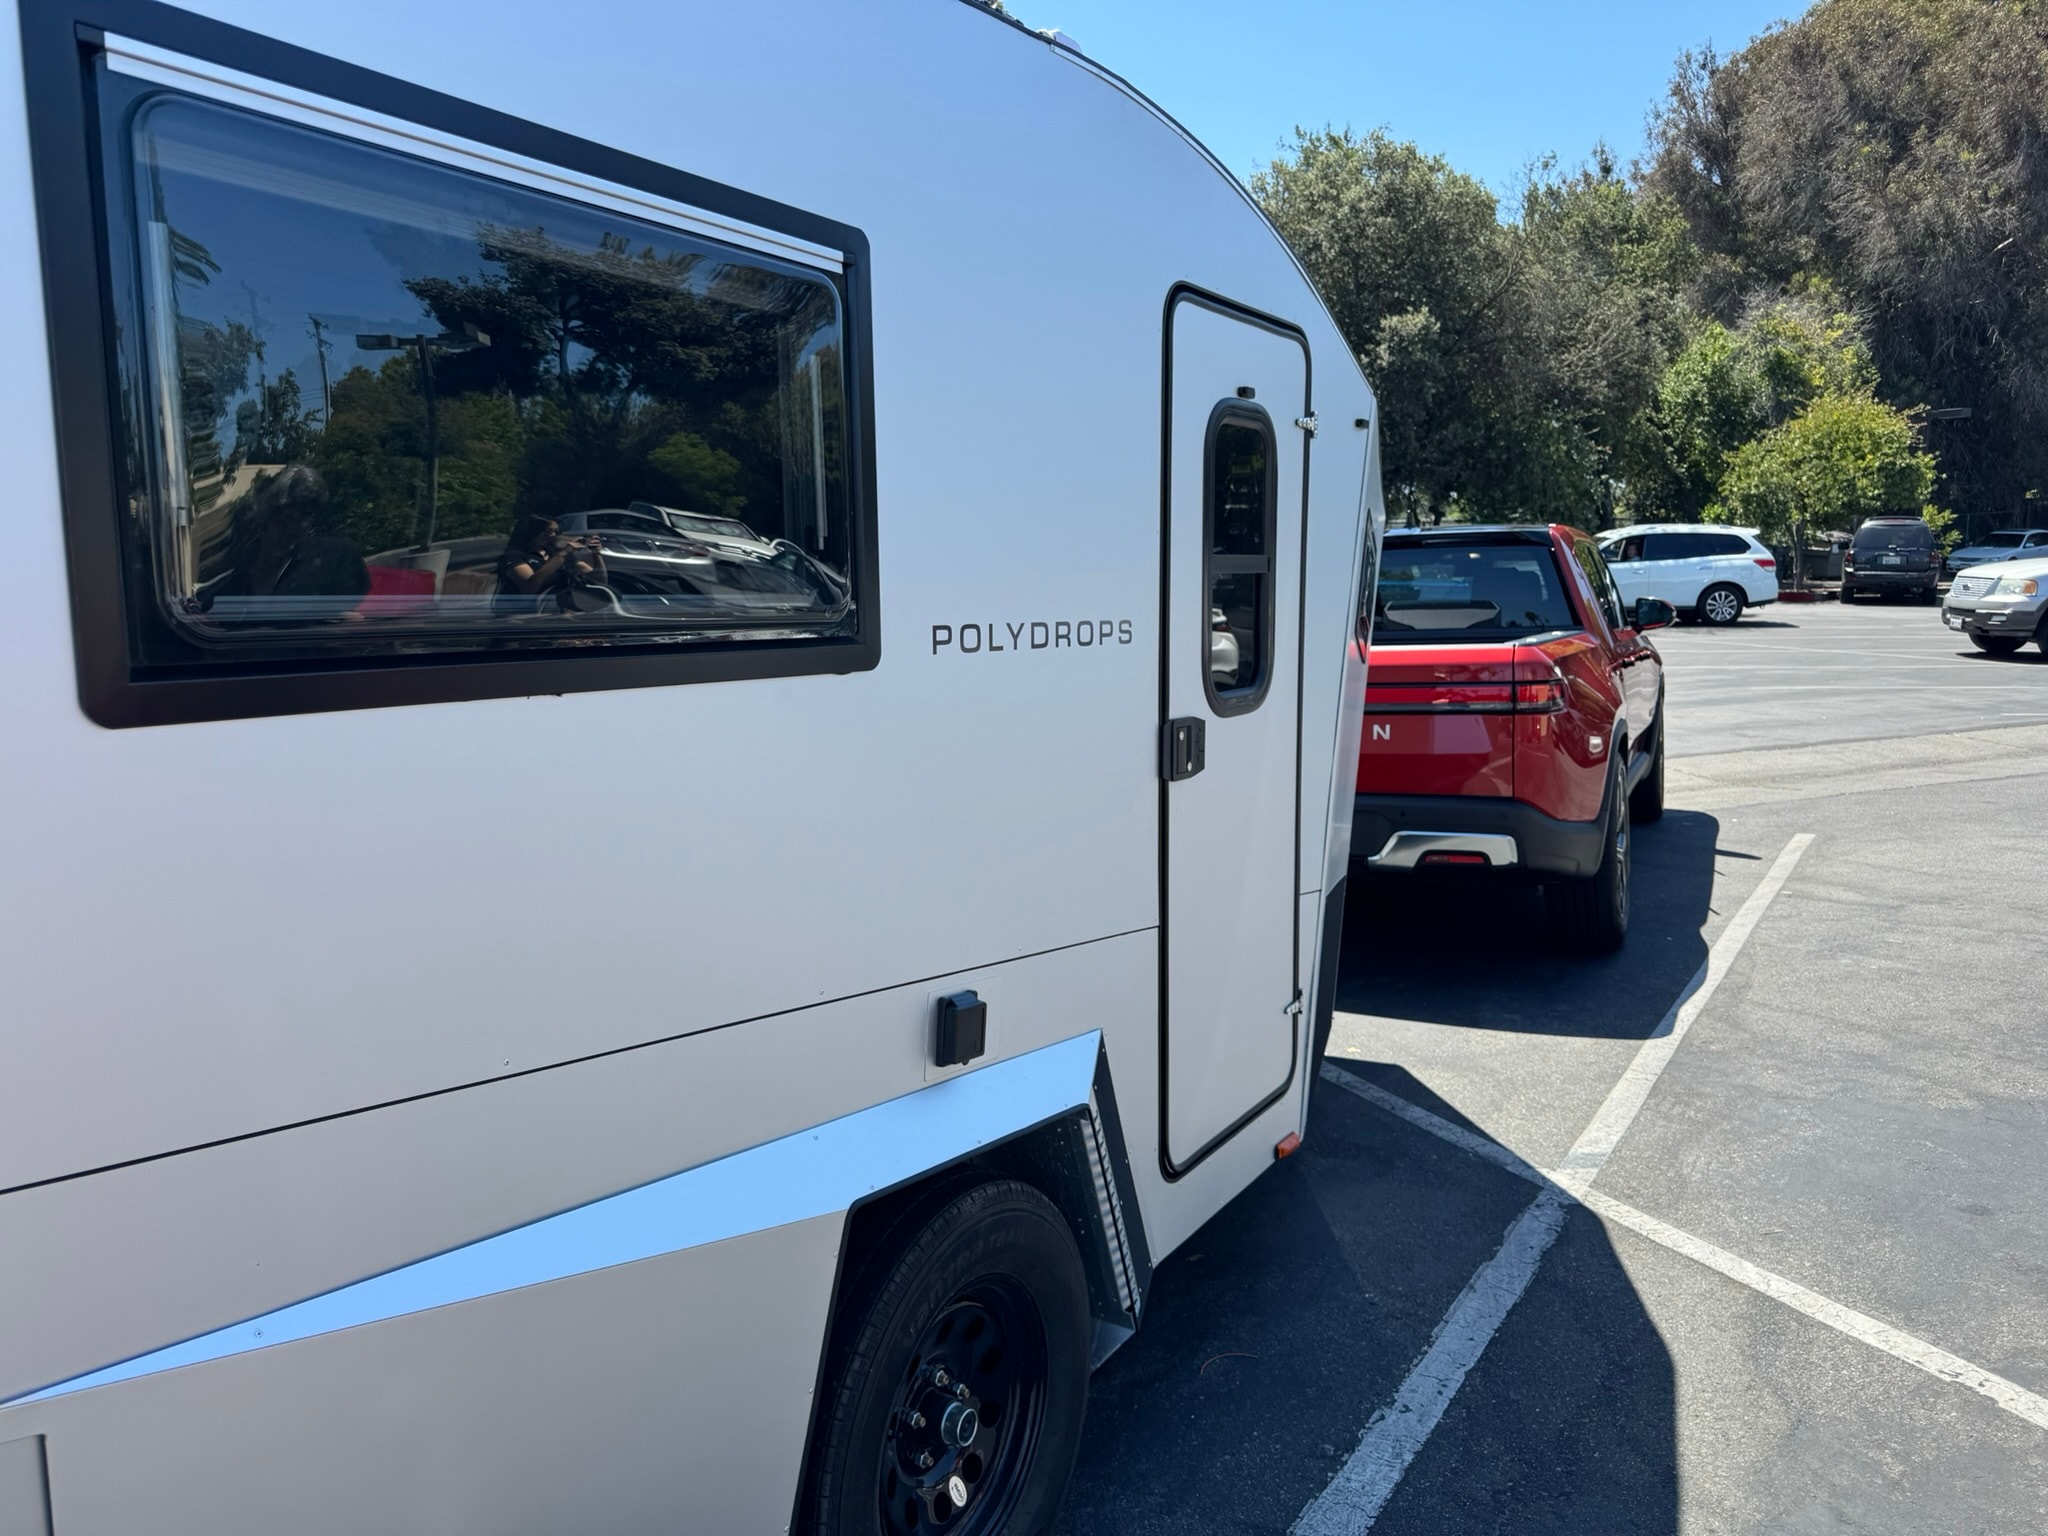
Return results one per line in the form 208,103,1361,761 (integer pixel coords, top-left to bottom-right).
802,1179,1091,1536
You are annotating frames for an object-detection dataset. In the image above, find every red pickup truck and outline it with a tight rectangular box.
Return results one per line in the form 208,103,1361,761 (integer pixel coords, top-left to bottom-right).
1353,524,1672,951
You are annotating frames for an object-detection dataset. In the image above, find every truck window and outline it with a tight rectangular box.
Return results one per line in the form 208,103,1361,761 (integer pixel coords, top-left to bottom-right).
1374,541,1575,641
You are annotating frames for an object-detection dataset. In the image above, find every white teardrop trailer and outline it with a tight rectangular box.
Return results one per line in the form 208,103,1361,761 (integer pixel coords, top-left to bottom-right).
0,1,1383,1530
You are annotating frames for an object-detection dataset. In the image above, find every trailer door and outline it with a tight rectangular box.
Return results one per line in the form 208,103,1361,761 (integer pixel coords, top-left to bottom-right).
1161,292,1309,1172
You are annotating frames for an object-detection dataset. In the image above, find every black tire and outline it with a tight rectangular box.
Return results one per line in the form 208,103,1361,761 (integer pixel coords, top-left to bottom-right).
2037,616,2048,656
1629,711,1666,826
1971,632,2026,656
1698,583,1745,625
802,1180,1091,1536
1840,586,1858,603
1552,767,1630,953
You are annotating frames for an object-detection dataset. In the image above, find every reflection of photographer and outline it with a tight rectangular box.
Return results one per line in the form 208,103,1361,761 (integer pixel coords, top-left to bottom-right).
498,515,607,606
216,464,368,607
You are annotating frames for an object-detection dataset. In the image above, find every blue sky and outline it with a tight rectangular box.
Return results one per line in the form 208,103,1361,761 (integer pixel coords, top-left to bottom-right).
1020,0,1799,199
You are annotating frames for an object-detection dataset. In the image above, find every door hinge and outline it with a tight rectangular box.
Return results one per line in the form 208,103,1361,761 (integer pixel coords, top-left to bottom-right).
1284,991,1304,1018
1294,412,1319,437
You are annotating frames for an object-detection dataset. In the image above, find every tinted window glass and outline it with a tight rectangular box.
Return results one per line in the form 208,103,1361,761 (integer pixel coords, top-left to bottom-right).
113,92,854,661
1704,533,1752,556
1853,522,1933,550
1985,532,2027,548
1570,539,1625,630
1206,415,1273,703
1642,533,1694,561
1375,542,1574,640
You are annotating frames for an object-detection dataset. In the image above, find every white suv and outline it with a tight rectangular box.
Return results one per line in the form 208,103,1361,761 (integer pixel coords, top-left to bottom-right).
1598,524,1781,626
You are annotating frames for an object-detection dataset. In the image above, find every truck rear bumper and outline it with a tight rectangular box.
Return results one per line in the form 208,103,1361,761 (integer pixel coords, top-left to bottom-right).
1352,792,1607,879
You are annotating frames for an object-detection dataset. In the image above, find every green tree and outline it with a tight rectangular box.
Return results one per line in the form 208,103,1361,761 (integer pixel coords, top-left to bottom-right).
1647,0,2048,515
1254,129,1518,524
1644,293,1878,518
1709,392,1938,580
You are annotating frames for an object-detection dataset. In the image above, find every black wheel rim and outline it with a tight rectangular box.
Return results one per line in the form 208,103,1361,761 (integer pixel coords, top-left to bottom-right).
878,1278,1049,1534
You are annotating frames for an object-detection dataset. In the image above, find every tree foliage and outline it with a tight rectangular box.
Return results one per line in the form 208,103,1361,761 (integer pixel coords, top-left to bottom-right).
1708,391,1936,544
1253,0,2038,552
1646,0,2048,513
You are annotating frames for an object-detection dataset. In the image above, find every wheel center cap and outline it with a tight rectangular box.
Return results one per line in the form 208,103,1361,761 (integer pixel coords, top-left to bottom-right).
946,1473,969,1507
940,1400,979,1447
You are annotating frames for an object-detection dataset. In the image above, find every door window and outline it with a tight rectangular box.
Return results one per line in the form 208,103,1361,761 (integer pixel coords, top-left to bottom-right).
1204,408,1276,714
1569,539,1625,632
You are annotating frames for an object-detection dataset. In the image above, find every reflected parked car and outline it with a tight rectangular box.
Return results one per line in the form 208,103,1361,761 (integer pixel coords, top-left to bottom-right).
1943,555,2048,655
1597,524,1778,625
1944,528,2048,577
1209,605,1241,683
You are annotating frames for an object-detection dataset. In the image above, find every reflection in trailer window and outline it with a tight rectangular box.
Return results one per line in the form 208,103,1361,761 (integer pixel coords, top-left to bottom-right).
1204,409,1275,714
110,90,854,661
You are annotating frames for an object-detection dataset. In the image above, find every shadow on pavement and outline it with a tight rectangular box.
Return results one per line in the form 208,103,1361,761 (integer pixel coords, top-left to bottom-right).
1334,808,1721,1040
1056,1068,1676,1535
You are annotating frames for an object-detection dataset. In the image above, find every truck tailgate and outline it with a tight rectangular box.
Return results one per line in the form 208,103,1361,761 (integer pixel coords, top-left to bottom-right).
1357,644,1569,799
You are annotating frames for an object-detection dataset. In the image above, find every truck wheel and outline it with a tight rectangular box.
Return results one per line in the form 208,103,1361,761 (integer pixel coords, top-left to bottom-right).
1699,584,1745,625
1553,769,1630,953
1971,633,2026,656
1629,715,1666,826
802,1180,1091,1536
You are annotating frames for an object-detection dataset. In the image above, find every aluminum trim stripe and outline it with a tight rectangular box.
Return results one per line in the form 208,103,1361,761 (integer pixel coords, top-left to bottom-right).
6,1032,1101,1406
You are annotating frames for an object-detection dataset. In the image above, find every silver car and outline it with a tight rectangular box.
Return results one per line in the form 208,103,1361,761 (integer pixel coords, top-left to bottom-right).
1945,528,2048,576
1943,555,2048,655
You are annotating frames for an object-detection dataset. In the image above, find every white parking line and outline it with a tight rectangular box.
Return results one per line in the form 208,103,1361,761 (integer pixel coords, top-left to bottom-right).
1293,834,1813,1535
1576,1190,2048,1431
1317,1064,2048,1435
1559,834,1812,1189
1290,1190,1572,1536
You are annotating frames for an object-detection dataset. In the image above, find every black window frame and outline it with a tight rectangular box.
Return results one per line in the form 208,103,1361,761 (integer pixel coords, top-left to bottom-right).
20,0,880,728
1200,400,1277,718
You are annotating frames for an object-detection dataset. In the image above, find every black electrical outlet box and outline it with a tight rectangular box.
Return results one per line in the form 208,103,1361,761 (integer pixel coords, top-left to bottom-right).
934,991,987,1068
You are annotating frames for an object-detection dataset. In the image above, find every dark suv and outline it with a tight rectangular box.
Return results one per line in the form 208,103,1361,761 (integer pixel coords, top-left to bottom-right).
1841,518,1939,602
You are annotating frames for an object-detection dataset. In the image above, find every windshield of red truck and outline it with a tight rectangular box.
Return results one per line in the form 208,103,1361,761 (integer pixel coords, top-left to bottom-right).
1373,541,1576,641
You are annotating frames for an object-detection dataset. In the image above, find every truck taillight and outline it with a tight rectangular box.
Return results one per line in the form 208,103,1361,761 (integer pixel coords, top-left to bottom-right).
1513,678,1567,713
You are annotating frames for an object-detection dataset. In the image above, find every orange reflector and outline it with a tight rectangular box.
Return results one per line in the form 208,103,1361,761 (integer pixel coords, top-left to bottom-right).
1274,1132,1302,1160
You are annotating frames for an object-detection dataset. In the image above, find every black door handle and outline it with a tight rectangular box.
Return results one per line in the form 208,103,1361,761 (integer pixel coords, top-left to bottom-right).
1163,717,1206,781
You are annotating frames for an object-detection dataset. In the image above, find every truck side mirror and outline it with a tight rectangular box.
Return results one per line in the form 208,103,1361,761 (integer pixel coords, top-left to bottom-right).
1633,596,1676,631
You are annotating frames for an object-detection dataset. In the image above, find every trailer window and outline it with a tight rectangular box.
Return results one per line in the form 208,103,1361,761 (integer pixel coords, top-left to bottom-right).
104,88,858,670
1204,409,1276,714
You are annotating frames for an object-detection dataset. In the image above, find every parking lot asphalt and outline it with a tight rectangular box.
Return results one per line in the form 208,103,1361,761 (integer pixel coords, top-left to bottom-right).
1058,602,2048,1534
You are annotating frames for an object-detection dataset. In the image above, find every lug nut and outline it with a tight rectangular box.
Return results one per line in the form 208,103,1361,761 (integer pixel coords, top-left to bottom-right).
933,1369,949,1388
918,1451,935,1470
955,1384,970,1400
909,1412,926,1429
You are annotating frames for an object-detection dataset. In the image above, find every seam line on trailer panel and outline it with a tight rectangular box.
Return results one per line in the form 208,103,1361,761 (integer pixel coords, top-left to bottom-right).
5,1034,1103,1407
1294,833,1814,1534
2,926,1156,1199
